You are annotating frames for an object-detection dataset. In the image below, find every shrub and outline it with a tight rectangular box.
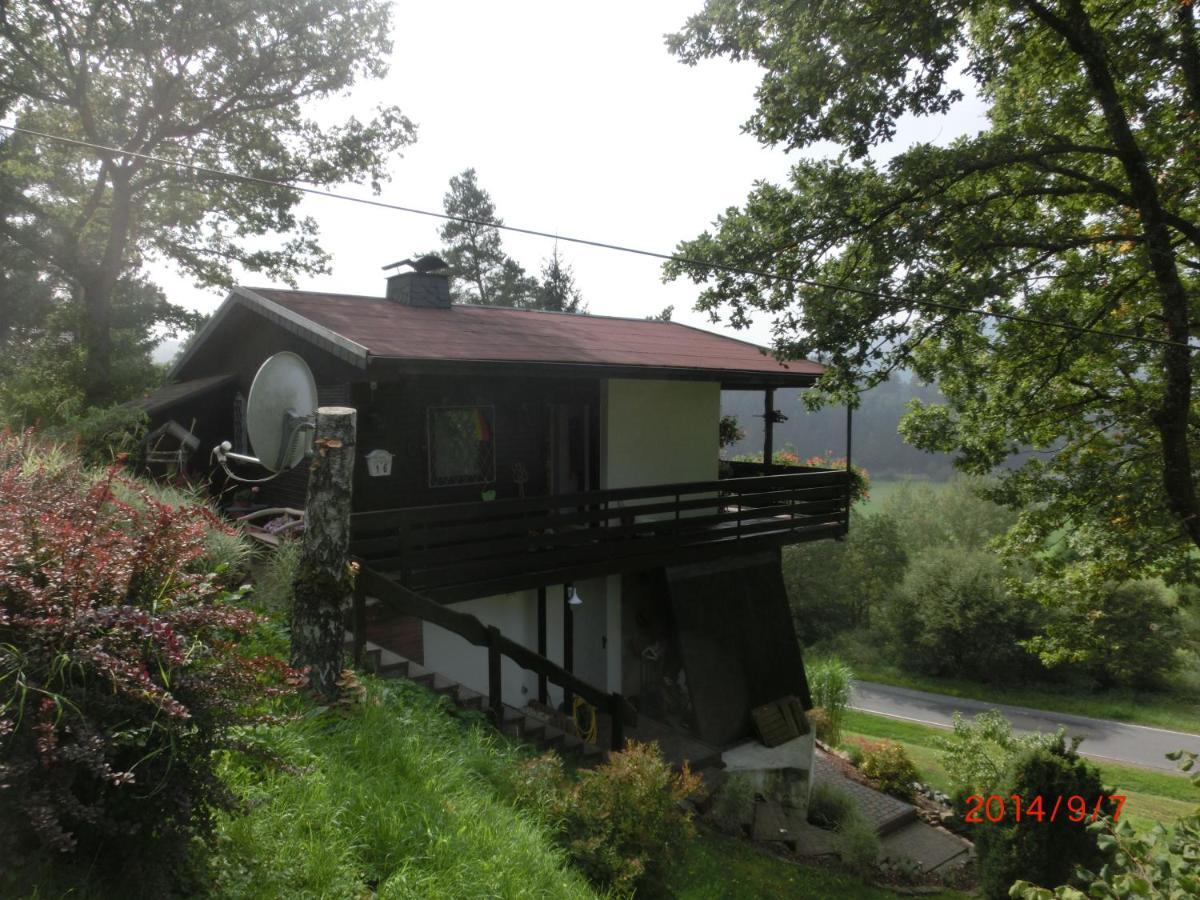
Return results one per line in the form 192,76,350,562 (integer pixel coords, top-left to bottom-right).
786,510,907,642
805,657,854,745
561,740,701,895
936,710,1063,803
0,430,292,894
836,811,882,876
1012,750,1200,900
1021,571,1181,689
857,740,919,802
883,546,1041,682
808,780,859,829
975,738,1111,900
804,781,880,874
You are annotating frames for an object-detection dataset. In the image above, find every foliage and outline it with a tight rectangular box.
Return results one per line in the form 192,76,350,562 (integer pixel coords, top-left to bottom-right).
805,657,855,745
0,431,292,893
439,168,530,307
787,510,907,640
936,710,1065,803
250,538,302,622
207,678,596,900
1012,751,1200,900
856,740,919,802
973,739,1110,900
665,0,1200,583
48,403,149,469
1020,569,1181,689
808,780,860,829
533,243,587,313
647,305,675,322
719,413,745,449
879,477,1017,557
803,780,881,875
835,810,883,877
0,0,414,404
733,444,870,504
884,547,1040,682
559,741,701,895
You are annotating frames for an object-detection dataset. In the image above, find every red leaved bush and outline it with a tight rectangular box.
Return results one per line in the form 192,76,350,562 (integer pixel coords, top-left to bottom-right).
0,429,292,886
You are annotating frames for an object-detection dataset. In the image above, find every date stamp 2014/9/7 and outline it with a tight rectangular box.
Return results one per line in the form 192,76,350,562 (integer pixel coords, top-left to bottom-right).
964,794,1126,824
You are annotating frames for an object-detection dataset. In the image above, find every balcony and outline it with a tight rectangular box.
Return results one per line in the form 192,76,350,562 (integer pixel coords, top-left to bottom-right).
350,466,849,602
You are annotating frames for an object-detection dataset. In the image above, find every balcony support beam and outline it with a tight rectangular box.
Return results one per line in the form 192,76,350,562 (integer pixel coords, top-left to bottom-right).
763,387,776,473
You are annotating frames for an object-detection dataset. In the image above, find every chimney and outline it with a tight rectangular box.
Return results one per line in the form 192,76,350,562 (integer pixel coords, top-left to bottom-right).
383,255,451,307
386,270,451,307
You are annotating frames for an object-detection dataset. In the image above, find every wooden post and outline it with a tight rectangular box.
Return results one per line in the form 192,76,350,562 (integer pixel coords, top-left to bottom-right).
352,576,367,669
763,387,776,474
844,405,853,531
487,625,503,722
291,406,356,699
610,693,625,752
563,585,574,709
536,586,548,704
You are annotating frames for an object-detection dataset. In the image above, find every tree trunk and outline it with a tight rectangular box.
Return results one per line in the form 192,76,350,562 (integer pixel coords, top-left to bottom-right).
81,173,134,407
291,406,357,699
1028,0,1200,551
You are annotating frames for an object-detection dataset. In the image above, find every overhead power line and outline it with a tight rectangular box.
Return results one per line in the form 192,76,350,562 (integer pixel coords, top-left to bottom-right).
0,122,1189,351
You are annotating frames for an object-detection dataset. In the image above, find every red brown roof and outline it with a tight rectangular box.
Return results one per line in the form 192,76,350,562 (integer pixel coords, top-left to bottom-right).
246,287,823,383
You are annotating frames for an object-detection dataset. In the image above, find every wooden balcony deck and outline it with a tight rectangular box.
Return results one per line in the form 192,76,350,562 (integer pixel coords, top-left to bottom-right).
350,466,849,602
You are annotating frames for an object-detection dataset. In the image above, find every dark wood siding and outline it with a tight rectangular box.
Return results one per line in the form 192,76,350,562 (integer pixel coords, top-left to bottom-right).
352,374,599,511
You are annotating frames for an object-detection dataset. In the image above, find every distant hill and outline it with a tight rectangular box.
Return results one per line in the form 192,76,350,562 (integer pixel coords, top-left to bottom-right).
721,375,956,480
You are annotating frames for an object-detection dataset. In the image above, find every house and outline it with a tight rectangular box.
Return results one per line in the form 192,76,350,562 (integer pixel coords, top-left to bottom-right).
141,264,852,761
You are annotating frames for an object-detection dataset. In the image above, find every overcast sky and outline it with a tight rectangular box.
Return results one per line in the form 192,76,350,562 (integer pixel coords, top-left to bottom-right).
151,0,988,352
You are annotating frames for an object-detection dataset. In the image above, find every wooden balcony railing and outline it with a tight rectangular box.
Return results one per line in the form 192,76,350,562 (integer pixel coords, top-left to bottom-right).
350,468,849,602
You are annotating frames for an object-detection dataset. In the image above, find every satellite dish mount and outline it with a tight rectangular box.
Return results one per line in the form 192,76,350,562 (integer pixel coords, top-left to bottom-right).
214,351,318,480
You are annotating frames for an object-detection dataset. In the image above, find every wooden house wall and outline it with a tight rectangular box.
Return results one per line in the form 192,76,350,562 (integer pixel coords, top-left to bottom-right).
170,303,362,509
352,374,600,511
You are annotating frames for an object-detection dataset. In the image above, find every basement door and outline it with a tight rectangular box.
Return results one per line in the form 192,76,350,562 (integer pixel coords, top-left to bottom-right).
665,549,812,747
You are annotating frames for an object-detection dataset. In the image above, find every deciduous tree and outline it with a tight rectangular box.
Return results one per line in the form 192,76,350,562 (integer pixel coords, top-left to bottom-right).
0,0,415,405
666,1,1200,581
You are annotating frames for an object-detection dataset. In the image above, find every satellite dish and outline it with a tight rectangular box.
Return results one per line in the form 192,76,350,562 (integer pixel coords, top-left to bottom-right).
245,351,318,472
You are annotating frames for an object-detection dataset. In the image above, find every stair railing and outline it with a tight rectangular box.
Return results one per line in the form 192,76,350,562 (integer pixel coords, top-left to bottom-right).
353,563,637,751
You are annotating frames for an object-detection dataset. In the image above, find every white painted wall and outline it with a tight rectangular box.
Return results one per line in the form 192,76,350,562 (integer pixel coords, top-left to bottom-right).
422,591,539,708
601,379,720,490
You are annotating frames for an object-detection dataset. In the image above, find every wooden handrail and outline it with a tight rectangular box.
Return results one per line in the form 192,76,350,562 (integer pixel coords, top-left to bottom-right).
350,467,846,531
355,564,637,750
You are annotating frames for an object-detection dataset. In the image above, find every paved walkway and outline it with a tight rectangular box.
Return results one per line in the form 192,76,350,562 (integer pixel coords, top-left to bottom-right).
851,681,1200,773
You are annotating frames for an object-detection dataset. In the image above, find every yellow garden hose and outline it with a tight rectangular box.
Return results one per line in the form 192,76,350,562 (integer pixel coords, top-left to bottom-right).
572,696,598,744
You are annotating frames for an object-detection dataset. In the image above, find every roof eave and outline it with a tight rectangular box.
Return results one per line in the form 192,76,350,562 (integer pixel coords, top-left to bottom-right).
167,286,370,381
363,355,821,388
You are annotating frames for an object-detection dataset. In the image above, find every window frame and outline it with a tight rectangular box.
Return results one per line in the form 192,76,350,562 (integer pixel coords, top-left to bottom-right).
425,404,497,488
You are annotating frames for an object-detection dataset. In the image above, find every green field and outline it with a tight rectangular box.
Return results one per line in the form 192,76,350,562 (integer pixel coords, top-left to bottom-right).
857,477,952,515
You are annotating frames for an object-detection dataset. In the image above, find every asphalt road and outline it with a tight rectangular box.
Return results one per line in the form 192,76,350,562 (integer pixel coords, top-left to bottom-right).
850,680,1200,773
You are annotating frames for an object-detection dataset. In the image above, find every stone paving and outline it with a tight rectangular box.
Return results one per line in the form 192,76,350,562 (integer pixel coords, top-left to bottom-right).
812,750,917,835
809,748,974,874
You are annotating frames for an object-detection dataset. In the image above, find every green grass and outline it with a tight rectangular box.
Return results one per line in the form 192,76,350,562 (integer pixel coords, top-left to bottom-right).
851,660,1200,735
842,710,1199,832
207,678,596,899
642,829,969,900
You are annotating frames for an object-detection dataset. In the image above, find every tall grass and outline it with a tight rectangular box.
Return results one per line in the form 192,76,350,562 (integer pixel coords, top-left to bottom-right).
806,657,855,745
209,678,597,899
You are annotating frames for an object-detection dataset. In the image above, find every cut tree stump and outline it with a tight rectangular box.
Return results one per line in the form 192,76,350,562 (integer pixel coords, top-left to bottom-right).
291,406,356,699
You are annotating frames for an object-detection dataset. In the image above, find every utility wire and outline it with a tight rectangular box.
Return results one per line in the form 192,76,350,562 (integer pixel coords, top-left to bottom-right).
0,122,1189,351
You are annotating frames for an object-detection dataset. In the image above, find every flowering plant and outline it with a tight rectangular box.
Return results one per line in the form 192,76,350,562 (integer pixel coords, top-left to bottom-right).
0,429,293,885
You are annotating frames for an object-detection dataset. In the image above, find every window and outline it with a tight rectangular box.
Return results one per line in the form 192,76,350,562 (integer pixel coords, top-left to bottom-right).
427,406,495,487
